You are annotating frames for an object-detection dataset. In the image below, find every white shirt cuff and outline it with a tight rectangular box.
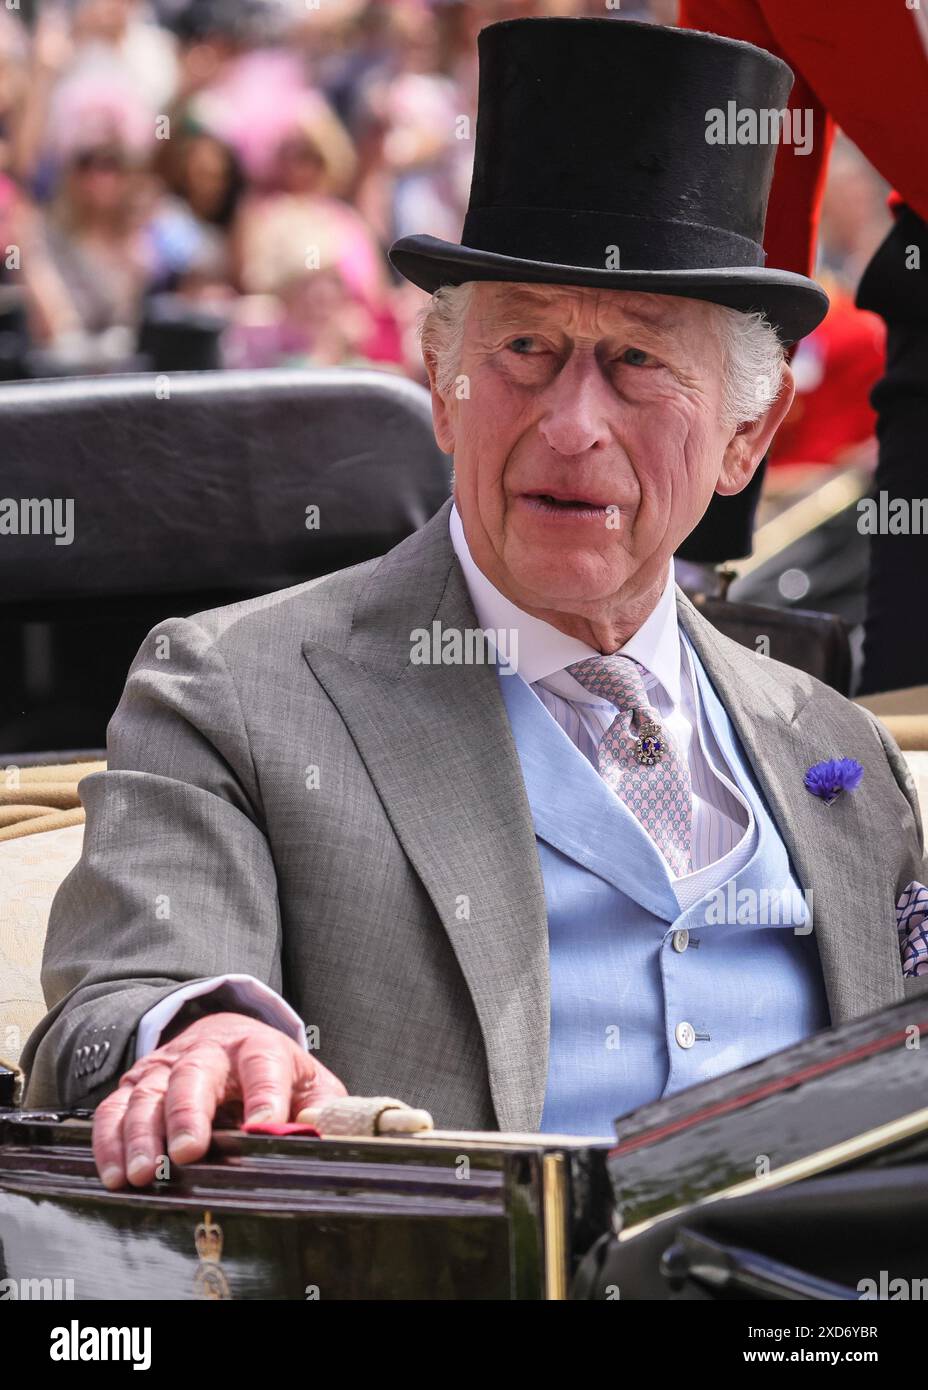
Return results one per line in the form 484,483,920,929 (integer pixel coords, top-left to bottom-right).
135,974,309,1058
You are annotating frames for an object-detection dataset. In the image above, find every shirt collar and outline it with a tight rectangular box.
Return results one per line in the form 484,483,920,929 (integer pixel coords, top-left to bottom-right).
448,501,682,706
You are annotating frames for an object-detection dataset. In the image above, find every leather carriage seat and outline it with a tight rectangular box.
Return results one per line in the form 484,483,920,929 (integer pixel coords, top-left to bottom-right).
691,595,853,694
0,368,453,757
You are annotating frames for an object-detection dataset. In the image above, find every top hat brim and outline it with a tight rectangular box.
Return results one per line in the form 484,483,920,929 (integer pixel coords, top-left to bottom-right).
389,234,829,346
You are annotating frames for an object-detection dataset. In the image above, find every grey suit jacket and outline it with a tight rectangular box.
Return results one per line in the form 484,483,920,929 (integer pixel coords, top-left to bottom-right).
21,497,928,1127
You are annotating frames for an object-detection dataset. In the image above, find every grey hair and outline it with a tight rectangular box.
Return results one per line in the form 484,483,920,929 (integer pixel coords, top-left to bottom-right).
419,281,479,399
712,302,788,429
418,281,786,430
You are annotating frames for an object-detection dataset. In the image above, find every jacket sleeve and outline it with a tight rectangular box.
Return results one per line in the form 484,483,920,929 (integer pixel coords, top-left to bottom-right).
20,614,285,1109
863,708,927,871
861,707,928,1002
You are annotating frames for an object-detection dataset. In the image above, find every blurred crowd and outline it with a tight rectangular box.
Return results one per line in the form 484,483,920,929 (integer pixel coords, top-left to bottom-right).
0,0,893,463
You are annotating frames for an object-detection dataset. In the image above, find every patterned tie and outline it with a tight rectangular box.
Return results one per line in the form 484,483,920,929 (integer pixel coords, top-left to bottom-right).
566,652,693,876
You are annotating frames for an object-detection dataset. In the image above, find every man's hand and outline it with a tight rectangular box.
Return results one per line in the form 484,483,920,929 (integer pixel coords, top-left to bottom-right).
92,1013,347,1190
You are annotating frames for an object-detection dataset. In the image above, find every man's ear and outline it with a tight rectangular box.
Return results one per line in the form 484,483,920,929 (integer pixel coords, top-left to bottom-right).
423,350,457,455
716,362,795,496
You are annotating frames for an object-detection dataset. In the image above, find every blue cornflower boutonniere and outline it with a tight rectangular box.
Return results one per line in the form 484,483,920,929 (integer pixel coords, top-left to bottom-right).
803,757,864,807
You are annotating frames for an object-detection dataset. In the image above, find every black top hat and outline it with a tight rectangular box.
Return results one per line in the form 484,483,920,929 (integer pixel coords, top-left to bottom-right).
389,18,828,344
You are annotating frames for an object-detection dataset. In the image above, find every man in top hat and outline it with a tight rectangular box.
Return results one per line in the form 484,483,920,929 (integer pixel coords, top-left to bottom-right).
21,18,928,1188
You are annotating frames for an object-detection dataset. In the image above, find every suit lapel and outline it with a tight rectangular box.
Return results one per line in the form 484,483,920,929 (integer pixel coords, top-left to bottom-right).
301,499,551,1130
677,588,904,1023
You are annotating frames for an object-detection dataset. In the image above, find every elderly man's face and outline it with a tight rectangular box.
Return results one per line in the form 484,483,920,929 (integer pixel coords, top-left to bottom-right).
428,281,793,644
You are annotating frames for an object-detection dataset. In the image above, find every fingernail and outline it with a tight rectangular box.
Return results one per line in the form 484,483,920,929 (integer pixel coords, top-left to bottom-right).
127,1155,151,1183
169,1131,198,1161
101,1165,123,1189
246,1107,273,1124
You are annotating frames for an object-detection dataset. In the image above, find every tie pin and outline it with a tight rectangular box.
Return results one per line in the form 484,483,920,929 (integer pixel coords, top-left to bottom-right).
635,718,666,766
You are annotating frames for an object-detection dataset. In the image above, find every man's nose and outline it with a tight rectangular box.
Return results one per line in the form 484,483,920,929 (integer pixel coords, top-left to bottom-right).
537,356,614,456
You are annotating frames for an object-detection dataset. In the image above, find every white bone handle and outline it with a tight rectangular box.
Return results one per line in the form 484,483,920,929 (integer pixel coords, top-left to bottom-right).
295,1095,434,1136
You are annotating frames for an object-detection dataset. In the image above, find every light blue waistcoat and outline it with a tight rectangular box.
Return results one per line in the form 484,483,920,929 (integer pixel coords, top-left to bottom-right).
496,634,831,1137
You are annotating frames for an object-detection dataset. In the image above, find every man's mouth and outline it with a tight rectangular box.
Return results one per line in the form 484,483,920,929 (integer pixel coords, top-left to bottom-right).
520,490,612,515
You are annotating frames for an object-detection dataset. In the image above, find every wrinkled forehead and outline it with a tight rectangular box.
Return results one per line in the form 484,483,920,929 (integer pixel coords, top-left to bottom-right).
470,281,716,338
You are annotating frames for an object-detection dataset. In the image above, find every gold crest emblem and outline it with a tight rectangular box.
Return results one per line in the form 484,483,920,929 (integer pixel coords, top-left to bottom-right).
193,1211,231,1299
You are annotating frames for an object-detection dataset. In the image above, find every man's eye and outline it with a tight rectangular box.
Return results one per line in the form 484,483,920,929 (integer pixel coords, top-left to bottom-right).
619,347,655,367
507,336,538,354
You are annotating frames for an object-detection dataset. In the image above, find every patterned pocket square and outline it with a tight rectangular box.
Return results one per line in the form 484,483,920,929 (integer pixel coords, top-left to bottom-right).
898,882,928,977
